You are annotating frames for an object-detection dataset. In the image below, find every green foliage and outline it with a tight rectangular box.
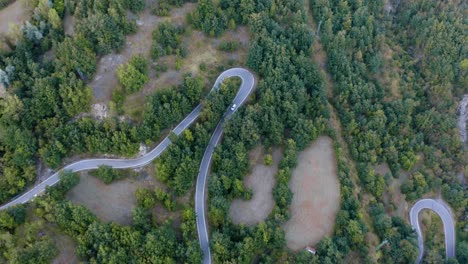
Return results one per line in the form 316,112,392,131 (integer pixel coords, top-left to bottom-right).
117,55,149,93
152,0,195,16
190,0,228,36
218,41,239,52
0,0,141,203
111,87,126,115
135,188,156,209
155,79,237,195
5,206,26,227
457,241,468,263
90,165,128,184
10,240,57,264
74,1,136,54
264,154,273,166
39,118,140,168
0,0,15,9
401,171,430,201
0,213,57,264
154,187,176,211
141,74,203,140
53,170,80,197
151,21,186,59
124,0,145,13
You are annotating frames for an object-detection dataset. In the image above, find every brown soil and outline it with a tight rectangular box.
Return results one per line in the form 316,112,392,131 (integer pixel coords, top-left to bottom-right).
229,146,282,226
283,136,340,251
90,1,196,103
53,234,79,264
0,1,26,36
0,1,28,50
63,12,75,36
376,162,409,218
66,168,157,225
377,41,403,101
305,2,381,255
123,25,250,120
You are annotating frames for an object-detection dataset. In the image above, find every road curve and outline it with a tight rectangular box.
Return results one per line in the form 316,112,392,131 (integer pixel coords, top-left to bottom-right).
0,67,256,262
195,69,255,264
409,198,456,263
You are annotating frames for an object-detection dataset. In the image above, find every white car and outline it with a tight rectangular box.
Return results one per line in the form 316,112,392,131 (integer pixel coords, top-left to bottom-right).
230,104,237,111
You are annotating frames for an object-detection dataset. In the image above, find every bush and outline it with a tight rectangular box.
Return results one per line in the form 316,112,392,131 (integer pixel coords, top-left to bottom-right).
264,154,273,166
218,41,239,52
90,165,127,184
151,21,185,59
117,55,149,93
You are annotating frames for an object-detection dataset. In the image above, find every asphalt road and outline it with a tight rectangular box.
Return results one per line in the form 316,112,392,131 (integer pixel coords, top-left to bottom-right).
409,198,456,263
195,69,255,264
0,69,256,264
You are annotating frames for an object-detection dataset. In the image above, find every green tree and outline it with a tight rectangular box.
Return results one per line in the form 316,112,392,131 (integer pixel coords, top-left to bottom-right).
117,56,149,93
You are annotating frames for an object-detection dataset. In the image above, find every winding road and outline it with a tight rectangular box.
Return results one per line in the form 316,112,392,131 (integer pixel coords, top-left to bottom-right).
0,68,256,264
409,199,456,263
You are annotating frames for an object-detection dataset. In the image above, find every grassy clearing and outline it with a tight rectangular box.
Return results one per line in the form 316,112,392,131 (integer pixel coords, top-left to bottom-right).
123,25,250,120
229,146,282,226
66,169,155,225
283,136,340,251
89,2,195,105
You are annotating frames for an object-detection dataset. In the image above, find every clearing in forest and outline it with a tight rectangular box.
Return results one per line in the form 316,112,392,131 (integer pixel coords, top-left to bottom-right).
283,136,340,250
89,2,195,103
0,1,27,36
66,170,155,225
229,147,282,226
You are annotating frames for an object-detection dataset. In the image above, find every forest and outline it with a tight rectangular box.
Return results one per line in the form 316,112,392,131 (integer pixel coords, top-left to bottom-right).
0,0,466,263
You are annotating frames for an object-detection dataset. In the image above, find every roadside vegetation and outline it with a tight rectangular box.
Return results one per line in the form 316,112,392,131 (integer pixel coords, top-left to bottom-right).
89,165,134,184
310,0,466,262
0,0,466,263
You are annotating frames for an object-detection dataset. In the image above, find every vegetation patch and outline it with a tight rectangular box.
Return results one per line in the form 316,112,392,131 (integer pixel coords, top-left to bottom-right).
283,136,340,250
419,210,446,262
66,170,152,225
117,54,149,94
0,1,26,35
229,146,282,226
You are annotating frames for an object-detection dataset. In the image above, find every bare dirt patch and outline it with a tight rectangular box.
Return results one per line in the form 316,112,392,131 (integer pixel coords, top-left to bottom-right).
0,0,28,51
376,41,403,100
90,1,196,103
63,12,75,36
0,1,27,36
53,234,79,264
66,169,157,225
229,146,282,226
124,25,250,119
283,136,340,251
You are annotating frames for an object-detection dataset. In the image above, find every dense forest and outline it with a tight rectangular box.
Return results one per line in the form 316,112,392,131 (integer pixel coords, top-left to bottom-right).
0,0,466,263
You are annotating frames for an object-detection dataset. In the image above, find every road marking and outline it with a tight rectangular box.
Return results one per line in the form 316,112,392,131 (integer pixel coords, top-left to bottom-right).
409,199,456,263
0,68,256,264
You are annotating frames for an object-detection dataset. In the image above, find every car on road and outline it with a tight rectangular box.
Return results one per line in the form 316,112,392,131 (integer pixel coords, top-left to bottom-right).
231,104,237,111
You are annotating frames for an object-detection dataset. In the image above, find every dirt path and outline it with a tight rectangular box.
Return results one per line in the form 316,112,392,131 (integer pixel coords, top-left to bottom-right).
229,147,282,226
283,136,340,250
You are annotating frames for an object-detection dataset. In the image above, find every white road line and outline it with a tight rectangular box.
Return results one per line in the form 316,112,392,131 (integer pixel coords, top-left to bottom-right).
409,198,456,263
1,68,256,264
